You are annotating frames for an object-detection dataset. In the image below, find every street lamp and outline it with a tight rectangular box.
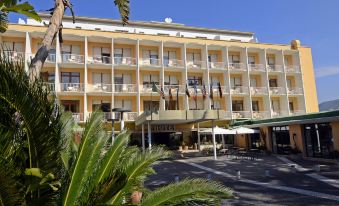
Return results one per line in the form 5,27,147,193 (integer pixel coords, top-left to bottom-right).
108,108,131,144
107,117,119,144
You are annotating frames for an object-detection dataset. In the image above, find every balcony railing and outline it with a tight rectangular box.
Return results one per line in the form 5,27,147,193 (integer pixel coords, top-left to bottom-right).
123,112,138,121
114,57,136,66
287,87,303,95
187,60,206,69
230,86,248,95
232,111,251,119
285,65,301,73
3,51,25,61
60,83,85,92
88,56,111,64
250,87,268,95
140,84,154,93
87,112,112,120
290,110,305,116
267,64,283,72
61,54,84,64
164,59,184,68
209,62,225,69
114,84,137,93
252,111,270,119
72,113,84,122
229,62,246,71
211,85,228,94
140,58,161,67
163,85,181,94
248,64,265,72
43,83,55,92
46,53,56,63
88,83,112,93
269,87,286,95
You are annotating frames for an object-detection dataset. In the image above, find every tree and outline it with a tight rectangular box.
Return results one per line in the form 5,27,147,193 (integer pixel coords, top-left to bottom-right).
0,55,233,205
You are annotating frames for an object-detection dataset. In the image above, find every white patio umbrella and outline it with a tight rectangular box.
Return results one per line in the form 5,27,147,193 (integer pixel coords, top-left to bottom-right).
232,127,260,134
200,126,236,135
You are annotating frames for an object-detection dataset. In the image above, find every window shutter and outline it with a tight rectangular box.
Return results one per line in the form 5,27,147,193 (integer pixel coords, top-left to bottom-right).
102,74,111,84
123,48,131,57
123,100,132,110
123,74,132,84
72,45,81,54
114,100,123,108
93,47,101,56
92,73,101,84
14,43,24,52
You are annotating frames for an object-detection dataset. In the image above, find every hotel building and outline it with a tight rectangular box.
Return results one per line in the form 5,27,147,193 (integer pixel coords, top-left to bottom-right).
1,14,319,150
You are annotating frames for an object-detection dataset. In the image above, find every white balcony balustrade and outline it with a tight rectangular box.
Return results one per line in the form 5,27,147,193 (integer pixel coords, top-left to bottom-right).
211,85,228,94
88,84,112,93
3,51,25,61
140,58,161,67
252,111,270,119
60,83,85,92
230,86,248,95
267,64,283,72
229,62,246,71
45,53,56,63
123,112,138,121
248,64,265,72
114,57,136,66
43,83,55,92
88,112,112,120
114,84,137,93
72,113,84,122
232,111,251,119
163,85,181,94
287,87,303,95
250,87,268,95
140,84,154,93
285,65,301,73
62,54,84,64
187,60,206,69
209,62,225,70
269,87,286,95
164,59,184,68
88,56,111,64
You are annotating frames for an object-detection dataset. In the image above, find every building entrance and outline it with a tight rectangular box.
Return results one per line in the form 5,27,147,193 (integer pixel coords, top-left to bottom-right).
304,123,334,158
272,126,291,154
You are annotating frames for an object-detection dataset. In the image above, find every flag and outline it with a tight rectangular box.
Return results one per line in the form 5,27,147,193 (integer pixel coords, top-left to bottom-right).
193,84,198,101
152,82,165,99
169,86,173,100
218,82,223,98
185,83,190,97
202,84,207,100
209,83,213,100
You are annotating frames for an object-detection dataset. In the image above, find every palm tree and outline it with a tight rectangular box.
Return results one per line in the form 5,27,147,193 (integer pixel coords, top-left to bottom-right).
0,54,232,205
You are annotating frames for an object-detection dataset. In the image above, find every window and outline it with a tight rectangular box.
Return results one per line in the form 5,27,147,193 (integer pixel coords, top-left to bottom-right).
143,74,159,85
267,56,275,65
143,101,159,111
229,55,240,63
248,56,255,64
252,101,259,111
3,41,24,52
189,99,204,110
187,53,201,62
164,75,178,85
210,76,220,86
62,45,80,55
188,76,202,86
92,73,111,84
269,79,278,87
271,100,280,112
92,100,111,112
61,100,79,113
289,101,294,112
114,74,131,84
232,100,243,111
230,77,242,88
208,54,218,63
93,47,110,63
211,100,221,110
250,78,257,87
164,51,176,66
115,100,132,110
41,72,55,83
287,79,292,88
61,72,80,83
284,56,291,66
114,48,131,63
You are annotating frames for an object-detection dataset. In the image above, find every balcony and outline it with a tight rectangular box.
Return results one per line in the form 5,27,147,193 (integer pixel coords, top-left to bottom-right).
46,53,56,63
248,64,265,72
3,51,25,62
61,54,84,64
88,56,111,64
267,64,283,72
209,62,225,70
43,83,55,92
163,85,183,94
229,62,246,71
114,57,136,66
290,110,305,116
87,83,112,93
187,60,206,69
211,85,228,94
140,58,161,67
230,86,248,95
285,65,301,73
269,87,286,95
287,87,303,95
250,87,268,95
123,112,138,121
87,112,112,121
60,83,85,92
140,84,154,93
164,59,184,68
252,111,270,119
72,113,84,122
232,111,251,119
114,84,137,93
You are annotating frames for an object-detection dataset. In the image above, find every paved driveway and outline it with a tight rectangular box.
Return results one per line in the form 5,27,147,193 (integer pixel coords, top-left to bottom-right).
145,155,339,206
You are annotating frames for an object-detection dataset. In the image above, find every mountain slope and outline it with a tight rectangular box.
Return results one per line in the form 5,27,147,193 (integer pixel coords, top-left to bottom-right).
319,99,339,111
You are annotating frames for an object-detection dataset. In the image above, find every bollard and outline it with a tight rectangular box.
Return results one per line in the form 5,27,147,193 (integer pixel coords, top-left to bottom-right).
207,173,212,180
174,175,180,183
314,164,321,172
236,170,241,180
265,169,270,177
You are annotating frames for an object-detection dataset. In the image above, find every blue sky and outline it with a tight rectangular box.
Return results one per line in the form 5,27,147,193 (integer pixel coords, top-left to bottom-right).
9,0,339,103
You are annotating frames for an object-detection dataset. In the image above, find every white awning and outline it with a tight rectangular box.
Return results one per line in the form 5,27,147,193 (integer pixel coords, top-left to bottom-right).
199,126,236,135
232,127,260,134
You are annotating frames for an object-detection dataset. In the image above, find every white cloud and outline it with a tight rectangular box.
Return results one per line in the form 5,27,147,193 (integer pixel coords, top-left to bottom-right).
315,66,339,78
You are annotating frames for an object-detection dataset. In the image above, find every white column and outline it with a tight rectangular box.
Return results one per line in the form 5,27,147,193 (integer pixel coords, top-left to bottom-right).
205,44,211,109
245,47,253,118
160,41,165,110
142,124,145,152
183,43,189,110
121,117,125,131
296,50,307,112
212,120,217,160
136,39,141,114
263,49,273,118
281,50,290,115
225,47,232,117
222,134,225,149
55,33,60,93
111,38,115,117
24,32,31,73
84,36,88,122
147,121,152,149
197,123,201,151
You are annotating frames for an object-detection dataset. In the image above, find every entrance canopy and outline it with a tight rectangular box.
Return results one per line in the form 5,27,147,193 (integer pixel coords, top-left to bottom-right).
232,127,260,134
200,126,236,135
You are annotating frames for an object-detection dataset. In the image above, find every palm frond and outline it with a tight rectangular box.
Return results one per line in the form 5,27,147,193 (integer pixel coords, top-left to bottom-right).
141,178,233,206
0,11,8,33
114,0,130,25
